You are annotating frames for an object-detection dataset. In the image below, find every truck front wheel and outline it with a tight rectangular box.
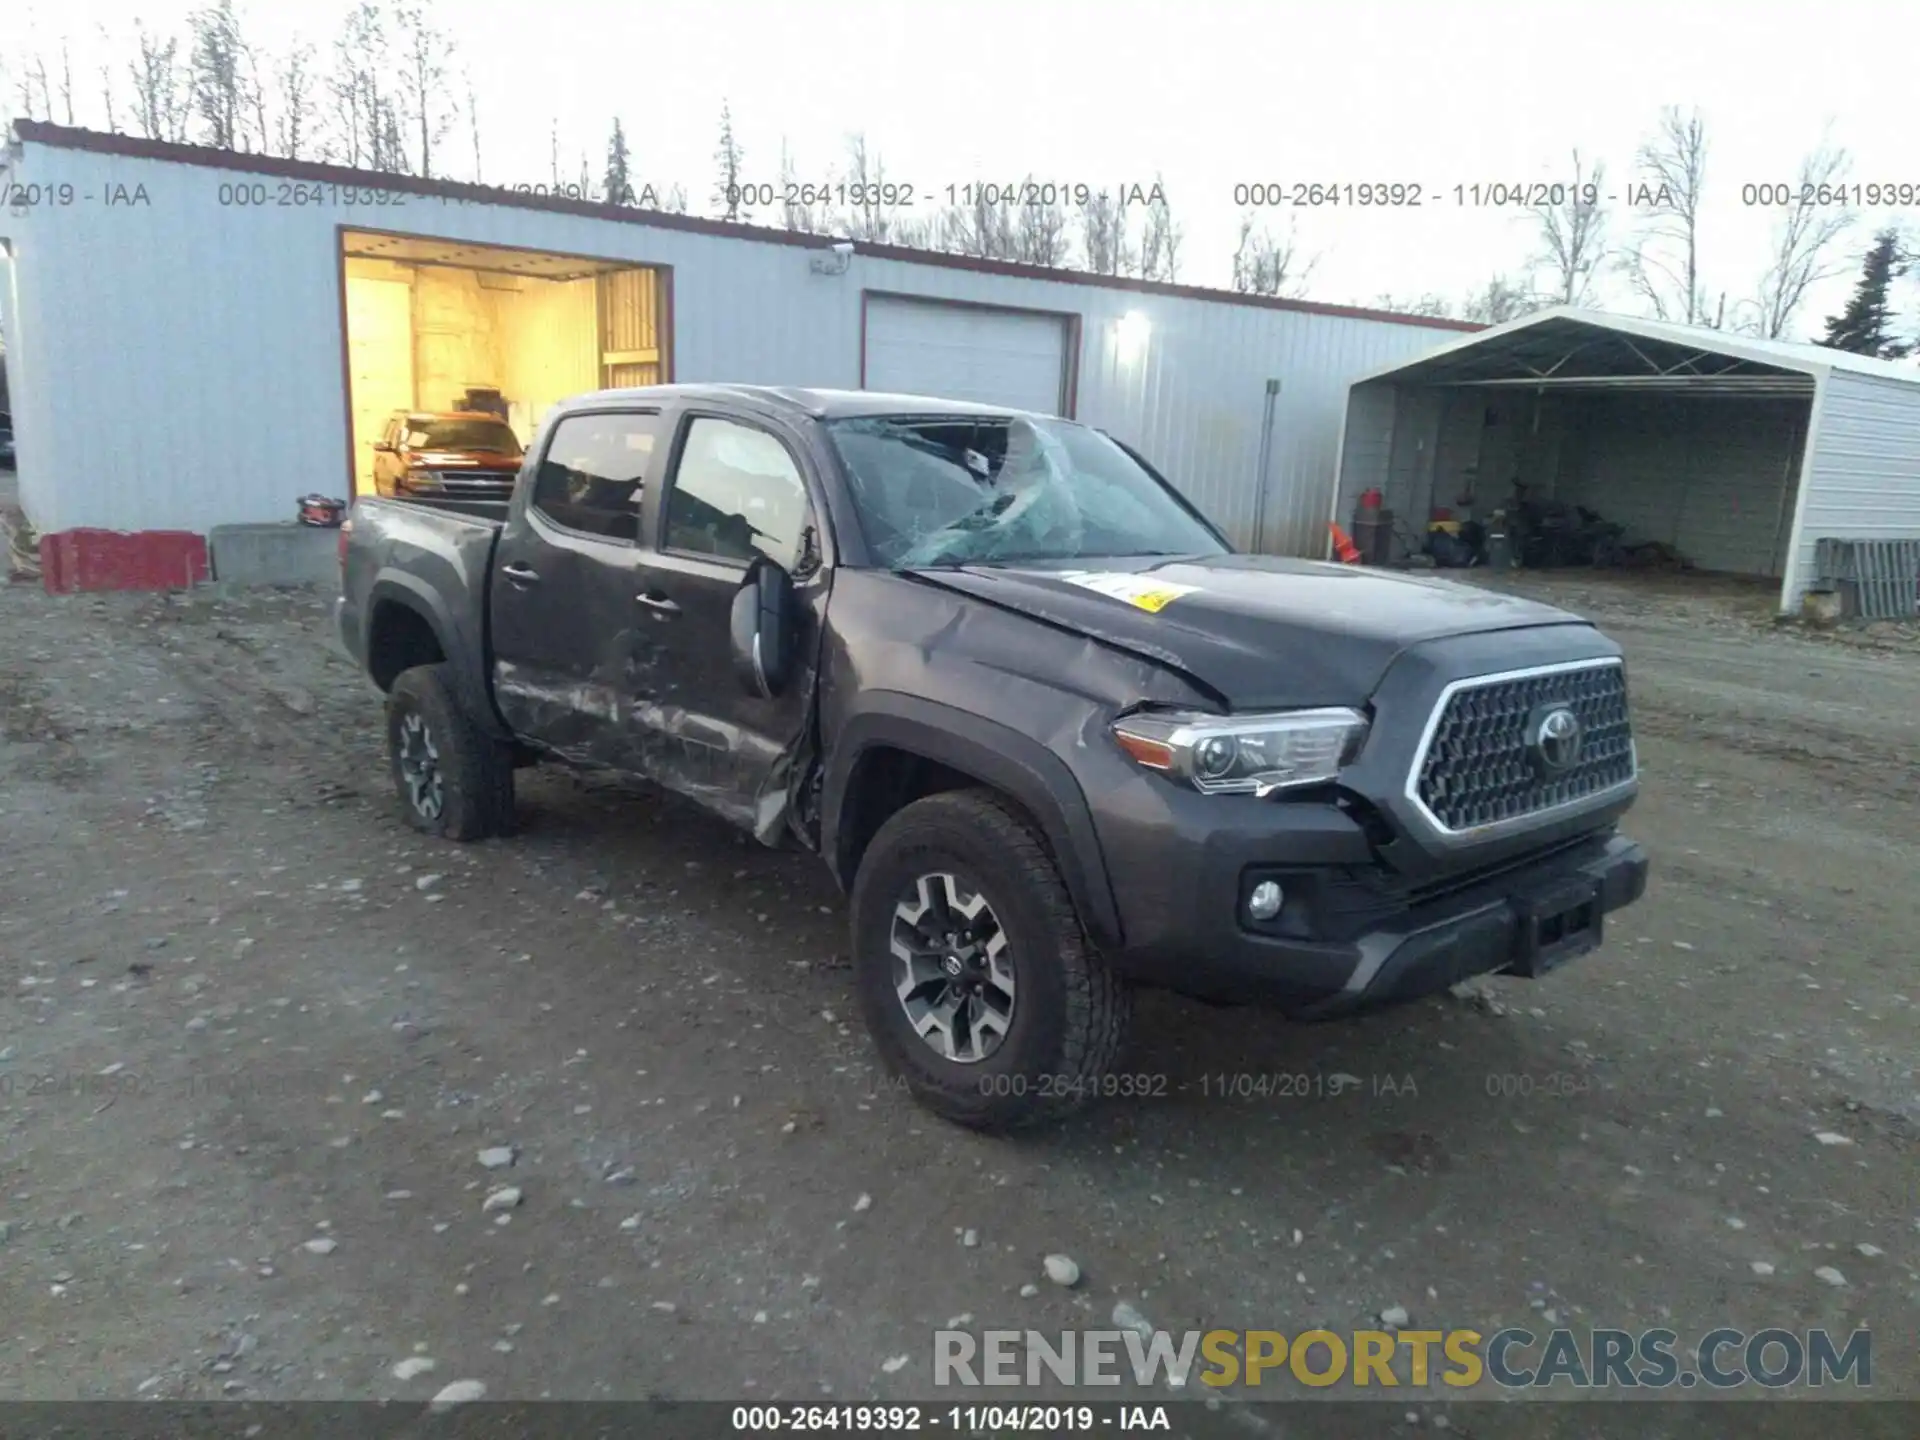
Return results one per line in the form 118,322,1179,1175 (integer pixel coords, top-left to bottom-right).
386,663,516,841
850,789,1132,1131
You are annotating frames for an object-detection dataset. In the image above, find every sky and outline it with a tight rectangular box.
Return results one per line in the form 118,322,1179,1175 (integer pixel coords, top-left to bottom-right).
6,0,1920,339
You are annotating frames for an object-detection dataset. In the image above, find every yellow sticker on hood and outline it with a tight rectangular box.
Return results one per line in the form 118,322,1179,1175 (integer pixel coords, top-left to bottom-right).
1058,570,1200,613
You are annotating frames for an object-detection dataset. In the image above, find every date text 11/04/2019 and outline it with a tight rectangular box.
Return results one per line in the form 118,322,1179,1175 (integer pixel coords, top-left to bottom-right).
730,1405,1170,1431
1230,181,1695,208
959,1071,1421,1101
725,181,1169,211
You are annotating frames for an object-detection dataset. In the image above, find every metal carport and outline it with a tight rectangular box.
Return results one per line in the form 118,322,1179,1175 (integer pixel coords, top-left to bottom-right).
1329,307,1920,613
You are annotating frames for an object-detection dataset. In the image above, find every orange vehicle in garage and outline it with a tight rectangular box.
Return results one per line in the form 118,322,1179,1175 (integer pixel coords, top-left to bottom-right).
371,411,526,504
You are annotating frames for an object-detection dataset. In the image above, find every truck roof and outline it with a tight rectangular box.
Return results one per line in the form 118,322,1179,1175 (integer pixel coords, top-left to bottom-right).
394,410,513,423
551,384,1043,422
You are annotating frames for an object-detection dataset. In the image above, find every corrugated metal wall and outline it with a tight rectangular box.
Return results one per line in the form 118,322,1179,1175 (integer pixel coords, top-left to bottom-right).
3,140,1461,537
1561,394,1808,579
1791,370,1920,610
1332,381,1398,537
1337,382,1814,578
1430,393,1484,515
1383,388,1443,528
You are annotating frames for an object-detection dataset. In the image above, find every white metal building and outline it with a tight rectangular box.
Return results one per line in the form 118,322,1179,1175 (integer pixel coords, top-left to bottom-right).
1331,307,1920,613
0,120,1473,589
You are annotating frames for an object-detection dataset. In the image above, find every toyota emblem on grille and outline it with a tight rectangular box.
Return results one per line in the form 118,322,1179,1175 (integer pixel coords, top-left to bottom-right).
1530,704,1584,772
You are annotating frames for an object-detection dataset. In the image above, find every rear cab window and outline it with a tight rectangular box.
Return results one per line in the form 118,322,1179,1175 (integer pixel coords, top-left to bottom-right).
530,412,663,542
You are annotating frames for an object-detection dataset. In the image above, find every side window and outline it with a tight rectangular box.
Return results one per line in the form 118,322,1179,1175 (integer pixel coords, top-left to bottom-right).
531,411,661,542
663,417,810,567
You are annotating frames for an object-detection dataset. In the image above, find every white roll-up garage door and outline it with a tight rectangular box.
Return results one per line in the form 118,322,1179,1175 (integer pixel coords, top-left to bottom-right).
862,295,1070,415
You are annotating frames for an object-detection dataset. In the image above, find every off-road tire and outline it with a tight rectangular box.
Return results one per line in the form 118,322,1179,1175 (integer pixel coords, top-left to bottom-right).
851,788,1132,1131
386,663,516,841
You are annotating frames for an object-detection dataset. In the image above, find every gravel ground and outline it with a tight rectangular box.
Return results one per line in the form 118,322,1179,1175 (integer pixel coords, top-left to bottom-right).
0,572,1915,1430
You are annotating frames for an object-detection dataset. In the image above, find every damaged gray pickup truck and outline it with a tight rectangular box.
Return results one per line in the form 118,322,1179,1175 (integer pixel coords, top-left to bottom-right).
338,384,1649,1130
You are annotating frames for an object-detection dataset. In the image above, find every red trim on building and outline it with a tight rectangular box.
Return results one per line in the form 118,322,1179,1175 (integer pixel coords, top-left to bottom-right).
39,529,210,593
11,120,1483,335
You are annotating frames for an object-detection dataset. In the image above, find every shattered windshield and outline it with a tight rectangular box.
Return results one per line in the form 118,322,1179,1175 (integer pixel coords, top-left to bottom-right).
825,414,1228,568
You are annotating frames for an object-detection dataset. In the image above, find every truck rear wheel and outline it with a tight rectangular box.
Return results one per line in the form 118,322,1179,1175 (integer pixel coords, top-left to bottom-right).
850,789,1132,1131
386,663,515,841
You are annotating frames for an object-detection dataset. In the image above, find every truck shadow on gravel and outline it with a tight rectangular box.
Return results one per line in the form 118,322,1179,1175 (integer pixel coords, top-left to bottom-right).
507,760,1606,1168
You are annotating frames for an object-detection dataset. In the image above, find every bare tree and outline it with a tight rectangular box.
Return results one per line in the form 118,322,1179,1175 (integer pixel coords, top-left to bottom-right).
58,38,76,124
27,52,53,120
130,23,190,141
269,41,319,159
392,0,457,177
379,103,410,174
328,3,393,168
246,45,270,154
548,118,559,187
1014,186,1071,267
1532,149,1610,305
838,134,903,242
922,178,1067,263
1625,106,1715,324
1133,177,1180,281
1462,274,1538,324
1374,292,1454,318
98,24,120,131
936,191,1012,258
1077,192,1130,276
658,184,690,215
1749,140,1855,339
776,139,830,233
464,68,482,180
187,0,254,149
713,100,746,220
1231,213,1315,297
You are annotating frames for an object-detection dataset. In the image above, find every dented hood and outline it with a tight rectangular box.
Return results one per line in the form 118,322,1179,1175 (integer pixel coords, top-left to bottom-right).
904,554,1588,708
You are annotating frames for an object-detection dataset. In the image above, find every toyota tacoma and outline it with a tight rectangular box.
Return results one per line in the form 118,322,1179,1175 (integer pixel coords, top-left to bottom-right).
337,384,1648,1130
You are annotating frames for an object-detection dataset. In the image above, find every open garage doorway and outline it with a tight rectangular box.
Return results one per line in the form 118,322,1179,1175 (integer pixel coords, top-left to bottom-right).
338,229,669,500
1326,308,1881,612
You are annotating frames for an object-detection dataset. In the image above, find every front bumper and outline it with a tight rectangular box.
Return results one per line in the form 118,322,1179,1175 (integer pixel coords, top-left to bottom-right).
1103,798,1647,1016
1287,833,1646,1018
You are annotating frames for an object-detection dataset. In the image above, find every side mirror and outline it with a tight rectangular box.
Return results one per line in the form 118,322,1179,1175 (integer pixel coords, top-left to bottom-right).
729,556,796,699
372,441,395,453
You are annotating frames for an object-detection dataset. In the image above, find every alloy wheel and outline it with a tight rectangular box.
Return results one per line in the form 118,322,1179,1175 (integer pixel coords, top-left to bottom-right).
397,711,445,821
889,871,1016,1063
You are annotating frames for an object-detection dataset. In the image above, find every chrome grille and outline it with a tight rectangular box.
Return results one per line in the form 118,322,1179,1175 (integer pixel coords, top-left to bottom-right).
1411,660,1635,836
426,468,517,497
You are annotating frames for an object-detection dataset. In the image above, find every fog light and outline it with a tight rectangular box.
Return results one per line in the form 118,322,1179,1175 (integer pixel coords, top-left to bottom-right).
1247,880,1285,921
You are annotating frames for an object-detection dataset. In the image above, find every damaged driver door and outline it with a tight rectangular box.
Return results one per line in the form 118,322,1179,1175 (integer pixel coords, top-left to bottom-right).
630,411,827,837
490,408,665,766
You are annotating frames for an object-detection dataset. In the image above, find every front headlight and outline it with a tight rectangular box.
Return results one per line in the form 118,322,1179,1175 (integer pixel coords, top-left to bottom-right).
1110,707,1369,796
401,468,444,492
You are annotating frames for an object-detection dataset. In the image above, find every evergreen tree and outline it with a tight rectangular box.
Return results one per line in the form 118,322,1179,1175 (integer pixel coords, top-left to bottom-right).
604,118,633,206
713,100,744,221
1819,231,1912,358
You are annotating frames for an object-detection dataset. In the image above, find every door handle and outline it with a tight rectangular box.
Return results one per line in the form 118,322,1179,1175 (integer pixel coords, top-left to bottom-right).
501,562,540,584
636,591,681,617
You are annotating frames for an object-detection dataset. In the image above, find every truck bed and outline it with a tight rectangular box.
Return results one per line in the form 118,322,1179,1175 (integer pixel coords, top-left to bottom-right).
336,495,504,730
